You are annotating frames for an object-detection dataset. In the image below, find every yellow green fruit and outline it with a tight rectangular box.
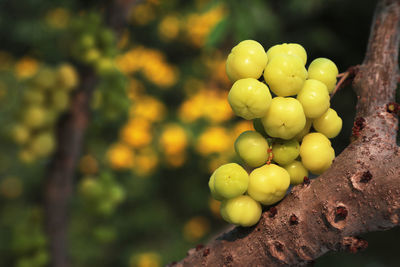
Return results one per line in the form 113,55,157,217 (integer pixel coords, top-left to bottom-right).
294,119,313,141
51,90,70,112
208,171,225,201
235,131,269,167
313,108,342,138
220,195,262,227
307,58,338,93
261,97,306,140
247,164,290,205
57,64,79,90
23,106,47,129
226,40,268,82
266,43,307,65
300,133,334,174
271,139,300,166
30,132,55,157
284,160,308,185
213,163,249,199
297,79,330,119
263,54,307,96
11,124,30,144
228,78,272,120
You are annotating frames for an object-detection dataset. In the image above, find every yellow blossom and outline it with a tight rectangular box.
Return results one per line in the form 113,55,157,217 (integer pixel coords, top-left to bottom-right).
159,124,188,155
107,143,135,170
121,118,152,148
15,57,39,79
130,252,161,267
233,120,255,139
196,126,232,155
183,216,210,242
165,152,186,168
130,96,166,122
134,147,158,176
158,15,180,41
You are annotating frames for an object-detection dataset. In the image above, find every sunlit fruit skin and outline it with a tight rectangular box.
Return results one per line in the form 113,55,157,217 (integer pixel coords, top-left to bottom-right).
266,43,307,65
226,40,268,82
247,164,290,205
297,79,330,119
307,58,338,93
271,139,300,166
300,133,334,175
263,54,307,96
313,108,342,138
235,131,269,167
294,119,313,141
261,97,306,140
228,78,272,120
220,195,262,227
213,163,249,199
208,171,225,201
284,160,308,185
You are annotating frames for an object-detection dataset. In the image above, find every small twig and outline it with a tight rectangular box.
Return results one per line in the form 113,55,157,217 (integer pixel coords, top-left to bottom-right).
331,65,360,98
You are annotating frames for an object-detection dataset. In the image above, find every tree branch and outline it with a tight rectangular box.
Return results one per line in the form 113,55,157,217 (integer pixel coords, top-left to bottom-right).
175,0,400,266
43,2,136,266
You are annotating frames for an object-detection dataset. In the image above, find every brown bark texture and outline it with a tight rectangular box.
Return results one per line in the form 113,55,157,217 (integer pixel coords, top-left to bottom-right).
176,0,400,266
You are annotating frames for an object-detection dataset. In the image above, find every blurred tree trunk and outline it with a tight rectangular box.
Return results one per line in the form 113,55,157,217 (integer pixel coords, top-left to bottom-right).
43,1,138,267
176,0,400,266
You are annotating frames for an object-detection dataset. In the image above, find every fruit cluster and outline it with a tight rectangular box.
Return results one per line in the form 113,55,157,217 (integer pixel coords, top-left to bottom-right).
78,172,125,216
11,64,78,163
69,13,116,76
209,41,342,227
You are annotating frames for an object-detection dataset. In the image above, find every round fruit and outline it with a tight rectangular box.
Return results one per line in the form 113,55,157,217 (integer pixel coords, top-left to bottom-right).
220,195,262,227
30,132,55,157
271,139,300,166
235,131,269,167
208,171,224,201
313,108,342,138
23,106,47,129
79,177,103,199
57,64,79,90
294,119,313,141
266,43,307,65
247,164,290,205
297,79,330,119
213,163,249,199
263,54,307,96
228,78,272,120
307,58,338,93
11,124,30,144
261,97,306,140
300,133,334,174
284,160,308,185
226,40,268,82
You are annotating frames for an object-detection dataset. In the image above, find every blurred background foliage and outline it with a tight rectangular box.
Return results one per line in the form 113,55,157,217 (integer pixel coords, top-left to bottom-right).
0,0,398,266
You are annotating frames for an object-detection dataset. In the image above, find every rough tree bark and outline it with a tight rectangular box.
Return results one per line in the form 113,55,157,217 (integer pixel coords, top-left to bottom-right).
43,1,138,267
176,0,400,266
